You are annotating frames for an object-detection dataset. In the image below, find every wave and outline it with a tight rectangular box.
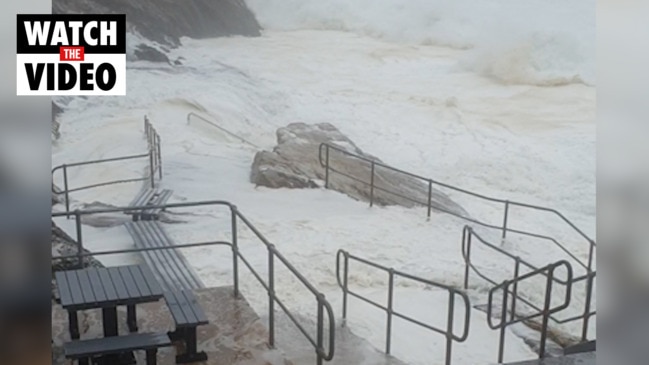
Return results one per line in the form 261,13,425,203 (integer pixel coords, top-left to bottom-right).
245,0,595,86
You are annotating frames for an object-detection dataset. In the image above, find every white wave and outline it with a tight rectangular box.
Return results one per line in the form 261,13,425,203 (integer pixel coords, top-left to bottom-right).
245,0,595,86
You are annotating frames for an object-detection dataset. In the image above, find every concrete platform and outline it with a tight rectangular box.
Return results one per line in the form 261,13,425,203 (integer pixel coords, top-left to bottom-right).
52,286,293,365
504,352,595,365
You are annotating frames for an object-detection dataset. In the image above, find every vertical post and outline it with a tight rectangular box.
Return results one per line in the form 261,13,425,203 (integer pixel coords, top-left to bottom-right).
75,210,83,269
581,272,594,342
502,201,510,239
157,135,162,180
497,286,509,364
342,254,349,323
463,230,472,290
63,165,70,218
149,149,155,189
427,180,433,219
386,269,394,354
445,292,456,365
511,258,520,321
231,207,239,298
370,161,375,207
324,146,330,189
539,268,554,358
316,294,325,365
268,244,275,347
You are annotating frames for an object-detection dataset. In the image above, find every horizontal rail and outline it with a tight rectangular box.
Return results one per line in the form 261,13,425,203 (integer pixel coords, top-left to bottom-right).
318,142,595,267
336,249,469,365
187,112,259,148
52,200,334,363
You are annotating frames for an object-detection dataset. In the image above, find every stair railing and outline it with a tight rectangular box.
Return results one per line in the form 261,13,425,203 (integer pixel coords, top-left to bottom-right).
186,112,259,148
336,249,470,365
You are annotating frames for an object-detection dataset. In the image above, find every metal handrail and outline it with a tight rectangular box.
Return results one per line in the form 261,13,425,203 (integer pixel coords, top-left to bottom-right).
52,116,162,215
318,142,596,269
51,201,335,364
335,249,470,365
462,226,596,342
186,112,259,148
486,260,573,363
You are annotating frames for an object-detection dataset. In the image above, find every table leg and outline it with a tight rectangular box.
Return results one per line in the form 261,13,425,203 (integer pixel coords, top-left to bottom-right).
101,307,118,337
127,305,138,332
68,310,80,340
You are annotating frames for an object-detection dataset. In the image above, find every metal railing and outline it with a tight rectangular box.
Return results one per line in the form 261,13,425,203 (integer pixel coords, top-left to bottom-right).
52,116,162,215
318,143,596,285
462,226,596,343
186,112,259,148
486,260,573,363
51,200,335,364
336,249,470,365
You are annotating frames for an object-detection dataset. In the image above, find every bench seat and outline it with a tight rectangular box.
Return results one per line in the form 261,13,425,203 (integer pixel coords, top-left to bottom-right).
64,332,171,365
164,290,209,363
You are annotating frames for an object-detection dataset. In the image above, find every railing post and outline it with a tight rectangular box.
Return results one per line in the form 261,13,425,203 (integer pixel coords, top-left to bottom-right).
445,292,456,365
324,146,330,189
497,285,509,364
370,161,375,207
149,148,155,189
75,210,83,269
231,207,239,298
427,179,433,219
463,230,471,290
581,271,594,342
342,253,349,324
268,244,275,348
386,269,394,355
539,268,554,358
63,164,70,218
502,200,510,239
511,258,520,321
157,135,162,180
316,293,325,365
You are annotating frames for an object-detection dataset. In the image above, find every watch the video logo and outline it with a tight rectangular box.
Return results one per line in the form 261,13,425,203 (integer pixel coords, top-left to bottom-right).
16,14,126,96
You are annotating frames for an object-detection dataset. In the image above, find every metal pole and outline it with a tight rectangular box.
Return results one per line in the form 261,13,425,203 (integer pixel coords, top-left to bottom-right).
157,135,162,180
370,161,375,207
149,149,155,189
63,164,70,218
325,146,330,189
75,210,83,269
231,207,239,298
581,272,594,341
502,201,510,239
427,180,433,219
445,292,456,365
342,254,349,323
463,231,471,290
539,268,554,358
316,294,325,365
498,286,509,364
511,258,520,321
268,245,275,347
386,269,394,354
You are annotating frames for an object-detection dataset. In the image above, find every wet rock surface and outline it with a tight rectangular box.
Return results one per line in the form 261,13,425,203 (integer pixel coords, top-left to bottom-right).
251,122,467,216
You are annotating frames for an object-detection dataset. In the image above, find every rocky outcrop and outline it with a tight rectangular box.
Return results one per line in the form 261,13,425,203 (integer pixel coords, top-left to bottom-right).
133,44,171,63
52,101,61,140
53,0,262,47
251,123,467,216
51,221,103,274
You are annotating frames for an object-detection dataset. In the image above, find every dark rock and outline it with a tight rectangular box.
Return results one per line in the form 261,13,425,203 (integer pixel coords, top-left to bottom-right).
250,122,467,216
53,0,262,47
52,101,62,140
51,221,103,275
134,44,170,63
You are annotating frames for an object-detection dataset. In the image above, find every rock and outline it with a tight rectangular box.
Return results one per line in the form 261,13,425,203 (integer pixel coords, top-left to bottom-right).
133,44,170,63
250,123,467,216
52,101,62,140
51,221,103,275
53,0,262,47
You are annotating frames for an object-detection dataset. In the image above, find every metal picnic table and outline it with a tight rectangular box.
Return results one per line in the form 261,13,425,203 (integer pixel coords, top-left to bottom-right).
55,265,165,363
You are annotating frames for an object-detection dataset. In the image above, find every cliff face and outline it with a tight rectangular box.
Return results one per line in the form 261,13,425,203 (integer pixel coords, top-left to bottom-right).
52,0,262,46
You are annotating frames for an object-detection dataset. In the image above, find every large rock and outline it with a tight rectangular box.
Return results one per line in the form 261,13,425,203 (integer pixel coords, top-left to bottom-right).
51,221,103,274
53,0,262,47
251,123,468,216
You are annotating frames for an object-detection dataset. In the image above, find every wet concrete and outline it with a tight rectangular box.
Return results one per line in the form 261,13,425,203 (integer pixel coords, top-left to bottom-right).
52,286,293,365
503,352,595,365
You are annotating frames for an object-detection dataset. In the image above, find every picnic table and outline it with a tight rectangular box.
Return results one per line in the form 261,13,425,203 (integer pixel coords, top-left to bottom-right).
55,265,165,364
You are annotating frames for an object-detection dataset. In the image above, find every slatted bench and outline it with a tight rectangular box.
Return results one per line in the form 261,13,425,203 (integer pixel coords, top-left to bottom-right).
127,188,173,221
64,332,171,365
124,221,204,292
164,290,209,363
